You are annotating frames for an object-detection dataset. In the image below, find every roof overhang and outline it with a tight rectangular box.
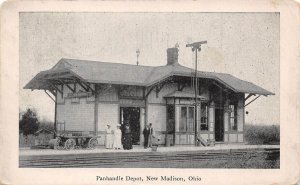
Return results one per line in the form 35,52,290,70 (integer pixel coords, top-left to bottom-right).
145,72,274,96
24,58,274,97
24,69,85,90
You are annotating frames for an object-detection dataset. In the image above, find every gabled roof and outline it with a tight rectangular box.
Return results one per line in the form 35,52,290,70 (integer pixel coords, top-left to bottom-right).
24,58,274,96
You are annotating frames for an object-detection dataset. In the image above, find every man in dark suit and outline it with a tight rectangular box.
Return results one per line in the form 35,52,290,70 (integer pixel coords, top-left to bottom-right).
143,125,150,149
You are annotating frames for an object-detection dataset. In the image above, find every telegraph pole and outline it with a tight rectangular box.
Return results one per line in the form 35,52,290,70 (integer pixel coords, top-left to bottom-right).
186,41,207,146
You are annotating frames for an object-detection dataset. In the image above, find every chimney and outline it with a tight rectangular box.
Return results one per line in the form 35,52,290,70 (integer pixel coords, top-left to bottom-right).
167,47,179,65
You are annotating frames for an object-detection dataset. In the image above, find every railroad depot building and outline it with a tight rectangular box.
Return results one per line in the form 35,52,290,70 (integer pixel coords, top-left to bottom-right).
25,47,273,146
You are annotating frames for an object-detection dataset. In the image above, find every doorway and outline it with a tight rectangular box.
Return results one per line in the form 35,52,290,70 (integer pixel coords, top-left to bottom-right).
215,108,224,142
166,105,175,145
120,107,140,145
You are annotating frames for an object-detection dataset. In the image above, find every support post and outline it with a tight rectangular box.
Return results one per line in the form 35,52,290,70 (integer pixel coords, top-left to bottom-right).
145,85,155,98
174,99,180,145
145,95,148,126
54,95,57,137
59,80,75,93
165,100,168,146
44,90,55,102
94,84,99,136
83,82,95,94
76,80,89,92
245,95,261,107
48,82,63,95
140,108,145,146
245,94,254,101
155,81,168,97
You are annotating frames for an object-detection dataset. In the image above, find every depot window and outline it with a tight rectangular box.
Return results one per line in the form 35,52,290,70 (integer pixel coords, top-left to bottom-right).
229,103,237,131
200,103,208,130
180,106,194,132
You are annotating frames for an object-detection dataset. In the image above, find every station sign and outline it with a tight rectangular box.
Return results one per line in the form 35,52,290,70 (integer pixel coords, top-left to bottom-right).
67,91,93,98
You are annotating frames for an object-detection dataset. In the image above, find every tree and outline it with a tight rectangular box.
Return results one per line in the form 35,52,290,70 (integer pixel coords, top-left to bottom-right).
19,108,40,136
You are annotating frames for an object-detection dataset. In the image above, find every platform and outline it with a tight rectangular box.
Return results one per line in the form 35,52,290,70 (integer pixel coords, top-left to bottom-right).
19,144,279,156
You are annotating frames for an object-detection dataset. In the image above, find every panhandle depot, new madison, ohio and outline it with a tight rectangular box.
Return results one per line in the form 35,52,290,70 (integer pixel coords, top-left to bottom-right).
24,47,274,147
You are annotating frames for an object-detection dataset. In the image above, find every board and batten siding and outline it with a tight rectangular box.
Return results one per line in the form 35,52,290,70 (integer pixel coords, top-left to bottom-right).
56,98,94,132
96,103,119,145
56,83,95,132
98,103,119,131
94,85,120,145
147,104,166,144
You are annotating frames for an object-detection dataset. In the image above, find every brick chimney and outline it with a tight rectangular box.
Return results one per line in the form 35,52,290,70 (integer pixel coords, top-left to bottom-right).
167,47,179,65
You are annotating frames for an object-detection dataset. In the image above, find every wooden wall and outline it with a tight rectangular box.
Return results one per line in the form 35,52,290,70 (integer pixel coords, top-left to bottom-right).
54,80,245,145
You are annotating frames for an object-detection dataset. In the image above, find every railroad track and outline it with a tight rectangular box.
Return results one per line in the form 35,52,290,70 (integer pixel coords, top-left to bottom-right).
19,148,279,168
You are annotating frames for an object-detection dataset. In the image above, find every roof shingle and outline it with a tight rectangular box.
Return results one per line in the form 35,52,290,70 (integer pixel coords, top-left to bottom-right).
24,58,274,96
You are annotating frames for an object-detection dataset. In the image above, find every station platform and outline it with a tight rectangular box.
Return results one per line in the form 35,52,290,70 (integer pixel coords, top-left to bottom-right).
19,144,280,156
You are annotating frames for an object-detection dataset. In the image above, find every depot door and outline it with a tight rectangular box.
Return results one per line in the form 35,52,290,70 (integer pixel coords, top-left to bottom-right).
215,108,224,142
120,107,140,145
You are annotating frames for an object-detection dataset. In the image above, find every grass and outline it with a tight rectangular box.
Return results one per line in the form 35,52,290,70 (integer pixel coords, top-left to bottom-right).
244,124,280,145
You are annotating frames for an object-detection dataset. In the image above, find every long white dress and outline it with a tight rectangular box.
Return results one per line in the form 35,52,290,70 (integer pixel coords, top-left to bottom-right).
105,128,113,149
113,128,122,149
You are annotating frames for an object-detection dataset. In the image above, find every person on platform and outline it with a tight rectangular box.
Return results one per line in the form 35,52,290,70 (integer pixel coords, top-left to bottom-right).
148,123,155,147
123,123,132,150
143,125,150,149
105,124,113,149
113,124,122,150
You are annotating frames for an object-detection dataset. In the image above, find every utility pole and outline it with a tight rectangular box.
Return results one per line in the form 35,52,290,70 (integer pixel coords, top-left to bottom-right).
186,41,207,146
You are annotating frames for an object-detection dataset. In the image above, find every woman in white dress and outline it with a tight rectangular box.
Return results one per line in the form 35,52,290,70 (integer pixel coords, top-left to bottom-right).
113,124,122,149
105,124,113,149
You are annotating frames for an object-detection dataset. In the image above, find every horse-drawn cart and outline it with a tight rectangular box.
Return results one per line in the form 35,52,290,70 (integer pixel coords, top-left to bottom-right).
49,122,99,150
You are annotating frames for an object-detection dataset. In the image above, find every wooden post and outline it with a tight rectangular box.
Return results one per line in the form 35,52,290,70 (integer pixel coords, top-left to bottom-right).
223,100,229,143
54,94,57,137
94,84,99,136
144,87,148,128
145,97,148,127
220,88,224,142
174,99,180,145
140,108,145,146
209,101,215,138
165,101,168,146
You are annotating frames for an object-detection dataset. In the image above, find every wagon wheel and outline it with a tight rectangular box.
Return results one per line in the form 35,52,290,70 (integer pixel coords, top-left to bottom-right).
54,137,62,150
64,139,75,150
88,138,98,149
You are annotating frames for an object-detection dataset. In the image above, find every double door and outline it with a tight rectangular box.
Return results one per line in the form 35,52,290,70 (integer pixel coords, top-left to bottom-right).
180,106,195,132
120,107,141,145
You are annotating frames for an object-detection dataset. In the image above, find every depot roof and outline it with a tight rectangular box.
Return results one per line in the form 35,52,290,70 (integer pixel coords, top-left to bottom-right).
24,58,274,96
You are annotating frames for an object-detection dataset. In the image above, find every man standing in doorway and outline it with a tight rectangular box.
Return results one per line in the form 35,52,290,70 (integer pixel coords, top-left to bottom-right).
148,123,154,147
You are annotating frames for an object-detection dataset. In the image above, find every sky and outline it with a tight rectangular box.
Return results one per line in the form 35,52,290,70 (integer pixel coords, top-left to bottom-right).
19,12,280,125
